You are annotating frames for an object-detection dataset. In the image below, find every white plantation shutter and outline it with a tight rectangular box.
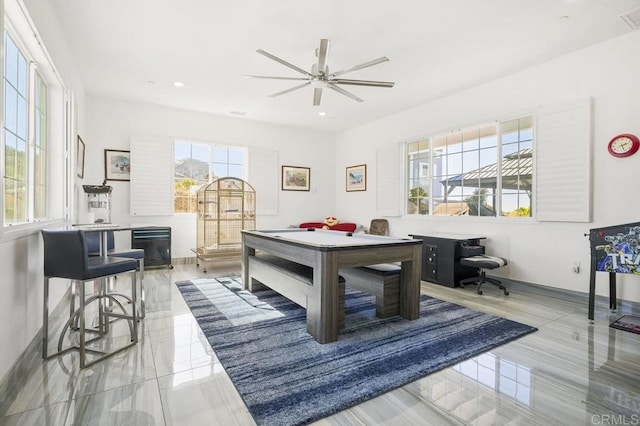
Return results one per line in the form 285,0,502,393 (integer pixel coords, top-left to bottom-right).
535,98,592,222
376,143,402,217
248,147,278,215
130,134,173,216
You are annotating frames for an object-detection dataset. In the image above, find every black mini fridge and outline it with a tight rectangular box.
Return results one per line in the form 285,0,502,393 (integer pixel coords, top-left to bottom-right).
131,227,172,269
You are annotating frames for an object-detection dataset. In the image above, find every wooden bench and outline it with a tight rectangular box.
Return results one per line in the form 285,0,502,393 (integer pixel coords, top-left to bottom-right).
247,253,345,328
339,263,401,318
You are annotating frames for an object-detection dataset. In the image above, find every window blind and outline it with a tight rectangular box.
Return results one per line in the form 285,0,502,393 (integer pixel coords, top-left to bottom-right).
535,98,592,222
130,134,174,216
248,147,278,215
376,143,402,217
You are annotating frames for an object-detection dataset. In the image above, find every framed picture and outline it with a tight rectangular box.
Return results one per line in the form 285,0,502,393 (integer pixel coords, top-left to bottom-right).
76,136,85,178
346,164,367,192
104,149,131,181
281,165,310,191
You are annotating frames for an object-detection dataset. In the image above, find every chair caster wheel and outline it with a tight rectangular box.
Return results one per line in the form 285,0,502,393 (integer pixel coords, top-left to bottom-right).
477,290,483,295
504,291,509,296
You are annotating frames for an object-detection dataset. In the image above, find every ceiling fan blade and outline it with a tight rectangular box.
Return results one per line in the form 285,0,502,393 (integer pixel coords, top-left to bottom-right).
327,83,364,103
243,75,310,81
313,88,322,106
269,81,311,98
331,57,390,78
332,78,395,88
257,49,312,77
317,39,330,74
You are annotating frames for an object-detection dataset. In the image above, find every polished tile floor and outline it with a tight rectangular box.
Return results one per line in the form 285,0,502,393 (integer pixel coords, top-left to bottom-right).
1,260,639,425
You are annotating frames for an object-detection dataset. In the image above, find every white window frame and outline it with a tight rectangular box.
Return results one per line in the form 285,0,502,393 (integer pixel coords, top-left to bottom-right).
173,139,247,214
1,0,71,240
405,115,534,219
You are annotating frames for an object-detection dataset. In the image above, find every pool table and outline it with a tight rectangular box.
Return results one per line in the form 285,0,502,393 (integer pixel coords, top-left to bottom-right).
241,228,422,343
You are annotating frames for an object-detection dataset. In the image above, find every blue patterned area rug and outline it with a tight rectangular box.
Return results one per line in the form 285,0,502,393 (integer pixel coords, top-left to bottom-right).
176,276,537,426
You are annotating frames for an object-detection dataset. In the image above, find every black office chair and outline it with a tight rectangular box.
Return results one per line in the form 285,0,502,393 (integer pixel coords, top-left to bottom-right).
84,231,146,319
459,255,509,295
42,229,139,368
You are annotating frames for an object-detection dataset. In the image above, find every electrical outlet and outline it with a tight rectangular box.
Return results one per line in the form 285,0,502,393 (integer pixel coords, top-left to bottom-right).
572,262,580,274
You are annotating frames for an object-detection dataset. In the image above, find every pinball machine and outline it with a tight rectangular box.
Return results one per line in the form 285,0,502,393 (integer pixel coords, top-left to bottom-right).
587,221,640,320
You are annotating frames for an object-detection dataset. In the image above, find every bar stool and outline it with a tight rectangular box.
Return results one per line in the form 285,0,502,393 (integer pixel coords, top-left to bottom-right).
85,231,147,318
459,255,510,295
42,229,139,368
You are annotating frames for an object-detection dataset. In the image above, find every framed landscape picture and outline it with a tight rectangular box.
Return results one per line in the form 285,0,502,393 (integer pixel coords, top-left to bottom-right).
281,165,310,191
346,164,366,192
104,149,131,181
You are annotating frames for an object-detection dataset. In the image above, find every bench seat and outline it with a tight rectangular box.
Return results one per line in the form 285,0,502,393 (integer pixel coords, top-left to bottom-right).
248,252,345,328
339,263,401,318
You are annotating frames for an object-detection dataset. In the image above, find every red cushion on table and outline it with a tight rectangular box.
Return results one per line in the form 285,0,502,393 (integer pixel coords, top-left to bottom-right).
299,222,324,229
330,223,357,232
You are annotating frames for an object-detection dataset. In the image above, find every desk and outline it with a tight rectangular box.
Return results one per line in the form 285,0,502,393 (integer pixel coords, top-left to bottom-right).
241,229,422,343
410,233,485,287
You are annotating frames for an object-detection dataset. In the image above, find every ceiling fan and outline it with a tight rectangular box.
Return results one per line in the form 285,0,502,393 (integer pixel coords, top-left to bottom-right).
244,38,395,106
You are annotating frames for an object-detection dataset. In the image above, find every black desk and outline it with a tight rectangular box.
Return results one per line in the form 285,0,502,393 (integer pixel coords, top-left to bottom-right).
410,233,485,287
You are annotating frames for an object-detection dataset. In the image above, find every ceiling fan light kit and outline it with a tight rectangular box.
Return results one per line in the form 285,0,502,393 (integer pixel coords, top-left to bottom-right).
245,38,395,106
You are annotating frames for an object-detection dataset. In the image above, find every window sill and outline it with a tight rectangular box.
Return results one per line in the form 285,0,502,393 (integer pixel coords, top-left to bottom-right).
0,218,68,243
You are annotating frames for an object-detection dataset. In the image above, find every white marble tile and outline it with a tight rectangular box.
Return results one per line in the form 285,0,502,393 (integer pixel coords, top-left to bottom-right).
148,317,218,377
73,335,157,399
3,264,640,426
69,379,164,426
0,401,76,426
1,350,81,416
157,364,254,426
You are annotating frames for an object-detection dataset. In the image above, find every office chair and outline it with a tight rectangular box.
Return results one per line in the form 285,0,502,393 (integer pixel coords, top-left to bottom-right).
42,229,139,368
459,255,509,295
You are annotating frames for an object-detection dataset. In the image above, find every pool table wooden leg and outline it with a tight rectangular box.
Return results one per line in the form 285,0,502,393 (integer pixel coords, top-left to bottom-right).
308,251,339,344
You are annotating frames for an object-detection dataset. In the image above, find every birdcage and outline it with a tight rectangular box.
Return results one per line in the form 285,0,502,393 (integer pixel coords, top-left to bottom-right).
194,177,256,271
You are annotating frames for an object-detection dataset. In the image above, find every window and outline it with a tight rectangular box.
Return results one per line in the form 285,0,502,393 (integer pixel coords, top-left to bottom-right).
2,1,69,235
3,30,48,226
174,140,246,213
406,116,533,217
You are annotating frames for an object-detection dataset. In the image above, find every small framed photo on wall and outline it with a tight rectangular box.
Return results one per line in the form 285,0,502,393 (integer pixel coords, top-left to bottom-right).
281,165,310,191
346,164,366,192
104,149,131,181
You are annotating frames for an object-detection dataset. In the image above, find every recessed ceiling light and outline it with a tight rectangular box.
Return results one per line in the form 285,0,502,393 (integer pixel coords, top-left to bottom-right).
558,15,570,21
318,111,327,116
173,81,185,88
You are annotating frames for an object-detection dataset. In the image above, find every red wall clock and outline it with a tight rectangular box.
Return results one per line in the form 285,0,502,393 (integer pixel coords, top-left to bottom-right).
607,134,640,158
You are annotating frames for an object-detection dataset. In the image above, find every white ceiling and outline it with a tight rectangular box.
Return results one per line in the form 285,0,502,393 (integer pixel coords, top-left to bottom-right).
48,0,640,133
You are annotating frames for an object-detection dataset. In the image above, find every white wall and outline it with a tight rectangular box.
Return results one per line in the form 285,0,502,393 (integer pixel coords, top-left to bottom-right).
83,96,337,258
0,0,86,381
335,30,640,302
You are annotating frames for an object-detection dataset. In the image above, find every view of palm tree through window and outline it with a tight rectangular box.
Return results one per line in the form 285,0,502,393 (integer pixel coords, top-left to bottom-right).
407,116,533,217
173,141,245,213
